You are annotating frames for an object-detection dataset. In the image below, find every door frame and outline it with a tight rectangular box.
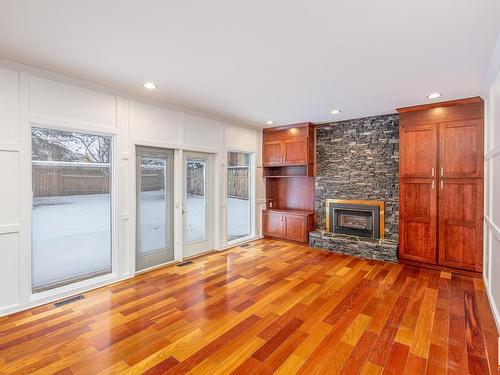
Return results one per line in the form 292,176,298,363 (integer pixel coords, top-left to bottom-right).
182,151,215,258
135,146,175,273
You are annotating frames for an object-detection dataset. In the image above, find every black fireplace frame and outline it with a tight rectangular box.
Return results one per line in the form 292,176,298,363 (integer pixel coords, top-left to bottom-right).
326,199,385,239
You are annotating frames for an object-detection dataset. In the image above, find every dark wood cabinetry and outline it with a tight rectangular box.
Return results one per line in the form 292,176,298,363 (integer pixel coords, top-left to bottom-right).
262,123,316,243
263,209,315,243
397,97,484,273
399,179,437,264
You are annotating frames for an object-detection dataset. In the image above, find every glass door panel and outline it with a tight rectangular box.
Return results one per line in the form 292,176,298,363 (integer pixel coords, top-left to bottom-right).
136,147,174,271
183,152,213,258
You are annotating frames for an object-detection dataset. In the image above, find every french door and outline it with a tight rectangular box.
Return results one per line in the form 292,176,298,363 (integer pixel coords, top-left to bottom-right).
183,151,214,258
136,147,174,271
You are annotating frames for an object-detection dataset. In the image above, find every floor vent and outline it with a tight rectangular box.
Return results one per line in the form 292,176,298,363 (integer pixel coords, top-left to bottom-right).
176,261,193,267
54,294,85,307
240,244,250,247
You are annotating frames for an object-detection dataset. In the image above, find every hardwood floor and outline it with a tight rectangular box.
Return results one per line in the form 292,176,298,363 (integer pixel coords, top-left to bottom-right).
0,239,498,374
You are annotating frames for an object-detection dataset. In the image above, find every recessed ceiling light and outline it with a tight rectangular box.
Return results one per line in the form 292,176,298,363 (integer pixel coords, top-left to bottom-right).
143,82,157,90
426,92,442,99
266,120,274,125
331,109,341,114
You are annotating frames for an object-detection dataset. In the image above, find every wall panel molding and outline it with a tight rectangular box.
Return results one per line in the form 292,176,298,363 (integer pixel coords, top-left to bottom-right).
0,143,20,152
0,224,20,235
485,215,500,242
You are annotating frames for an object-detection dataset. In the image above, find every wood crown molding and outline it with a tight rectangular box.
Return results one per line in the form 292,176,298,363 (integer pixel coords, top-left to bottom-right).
263,122,316,132
396,97,483,114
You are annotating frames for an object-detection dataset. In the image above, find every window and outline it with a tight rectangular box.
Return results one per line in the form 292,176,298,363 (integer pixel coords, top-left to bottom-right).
227,152,252,241
31,127,112,292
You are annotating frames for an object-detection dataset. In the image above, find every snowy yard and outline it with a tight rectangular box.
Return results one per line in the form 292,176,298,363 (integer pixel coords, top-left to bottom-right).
32,192,250,290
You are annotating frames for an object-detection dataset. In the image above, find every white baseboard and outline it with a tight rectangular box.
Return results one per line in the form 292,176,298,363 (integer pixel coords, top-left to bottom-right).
483,275,500,334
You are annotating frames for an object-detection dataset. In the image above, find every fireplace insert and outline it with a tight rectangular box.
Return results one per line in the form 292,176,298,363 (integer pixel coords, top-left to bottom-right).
326,199,384,239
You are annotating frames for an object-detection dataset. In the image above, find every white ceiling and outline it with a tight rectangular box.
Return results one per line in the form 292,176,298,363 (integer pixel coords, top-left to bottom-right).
0,0,499,127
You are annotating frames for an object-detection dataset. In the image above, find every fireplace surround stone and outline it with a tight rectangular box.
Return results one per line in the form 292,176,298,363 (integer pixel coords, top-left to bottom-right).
311,113,399,261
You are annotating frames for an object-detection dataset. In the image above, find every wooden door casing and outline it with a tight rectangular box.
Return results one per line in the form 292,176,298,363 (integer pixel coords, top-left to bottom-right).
262,211,284,238
438,179,483,272
399,124,437,178
263,141,283,166
439,120,483,178
399,179,437,264
284,214,307,242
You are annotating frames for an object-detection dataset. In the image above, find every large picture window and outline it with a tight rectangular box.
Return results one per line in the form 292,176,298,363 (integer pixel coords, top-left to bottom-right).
227,152,252,242
31,127,112,292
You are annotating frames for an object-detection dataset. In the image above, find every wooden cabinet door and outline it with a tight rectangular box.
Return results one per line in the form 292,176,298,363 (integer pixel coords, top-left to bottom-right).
399,179,437,264
285,214,307,242
438,179,483,272
400,124,437,178
262,211,284,238
283,138,308,165
263,141,283,166
439,120,483,178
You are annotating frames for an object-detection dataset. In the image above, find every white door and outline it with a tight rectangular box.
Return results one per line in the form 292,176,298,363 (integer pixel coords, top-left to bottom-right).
136,147,174,271
183,152,214,258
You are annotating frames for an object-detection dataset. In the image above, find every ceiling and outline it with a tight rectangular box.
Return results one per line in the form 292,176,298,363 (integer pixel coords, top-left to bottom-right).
0,0,499,127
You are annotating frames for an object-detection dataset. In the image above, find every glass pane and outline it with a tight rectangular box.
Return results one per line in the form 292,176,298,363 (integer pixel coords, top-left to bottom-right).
227,152,251,241
185,159,206,243
32,127,112,292
139,155,167,254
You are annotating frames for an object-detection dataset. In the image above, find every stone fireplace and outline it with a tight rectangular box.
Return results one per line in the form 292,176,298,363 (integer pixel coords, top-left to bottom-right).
309,114,399,262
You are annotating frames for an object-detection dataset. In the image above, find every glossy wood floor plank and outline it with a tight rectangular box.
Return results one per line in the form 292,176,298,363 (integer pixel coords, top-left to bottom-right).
0,239,497,374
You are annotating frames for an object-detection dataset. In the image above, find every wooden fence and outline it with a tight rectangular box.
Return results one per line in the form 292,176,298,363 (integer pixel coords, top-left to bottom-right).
33,161,249,199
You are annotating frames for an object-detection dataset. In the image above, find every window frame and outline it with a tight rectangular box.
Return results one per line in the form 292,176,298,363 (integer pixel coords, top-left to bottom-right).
29,124,116,296
225,150,255,246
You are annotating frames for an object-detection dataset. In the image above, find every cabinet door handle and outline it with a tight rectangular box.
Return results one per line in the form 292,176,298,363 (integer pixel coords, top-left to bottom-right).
431,168,435,177
440,167,444,177
432,180,435,189
440,180,444,190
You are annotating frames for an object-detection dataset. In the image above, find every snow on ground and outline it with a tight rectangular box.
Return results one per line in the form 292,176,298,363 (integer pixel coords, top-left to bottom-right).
32,191,250,289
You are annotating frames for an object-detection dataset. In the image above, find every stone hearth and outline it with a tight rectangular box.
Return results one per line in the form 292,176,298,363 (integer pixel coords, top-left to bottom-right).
309,230,398,262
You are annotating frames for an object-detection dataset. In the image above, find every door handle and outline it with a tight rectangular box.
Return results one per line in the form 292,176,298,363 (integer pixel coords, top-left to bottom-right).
182,209,188,214
440,180,444,190
440,167,444,177
432,180,435,189
431,168,435,177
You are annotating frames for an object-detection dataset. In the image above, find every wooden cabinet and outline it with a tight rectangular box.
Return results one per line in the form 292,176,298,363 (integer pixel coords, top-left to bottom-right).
439,120,483,178
285,214,308,242
262,210,314,243
262,210,284,238
263,124,315,168
400,123,437,178
283,138,308,165
397,97,484,273
262,123,316,244
438,179,483,272
399,179,437,264
263,141,283,166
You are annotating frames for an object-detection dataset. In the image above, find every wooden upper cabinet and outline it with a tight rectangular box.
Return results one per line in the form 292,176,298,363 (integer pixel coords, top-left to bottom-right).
283,138,308,165
439,120,483,178
399,124,437,178
263,141,284,166
399,179,437,264
262,123,315,167
438,179,483,272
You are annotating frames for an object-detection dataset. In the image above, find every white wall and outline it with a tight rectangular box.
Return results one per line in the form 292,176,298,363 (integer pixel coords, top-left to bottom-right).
0,61,264,316
484,34,500,332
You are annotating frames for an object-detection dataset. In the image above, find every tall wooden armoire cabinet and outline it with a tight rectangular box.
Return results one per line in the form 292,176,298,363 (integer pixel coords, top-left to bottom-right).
397,97,484,273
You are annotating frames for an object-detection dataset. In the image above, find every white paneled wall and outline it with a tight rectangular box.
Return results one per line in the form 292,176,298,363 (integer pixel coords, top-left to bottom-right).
484,39,500,331
0,68,20,310
0,62,263,316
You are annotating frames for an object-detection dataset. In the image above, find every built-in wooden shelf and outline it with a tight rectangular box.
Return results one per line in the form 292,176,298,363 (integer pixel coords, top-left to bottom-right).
263,165,313,177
